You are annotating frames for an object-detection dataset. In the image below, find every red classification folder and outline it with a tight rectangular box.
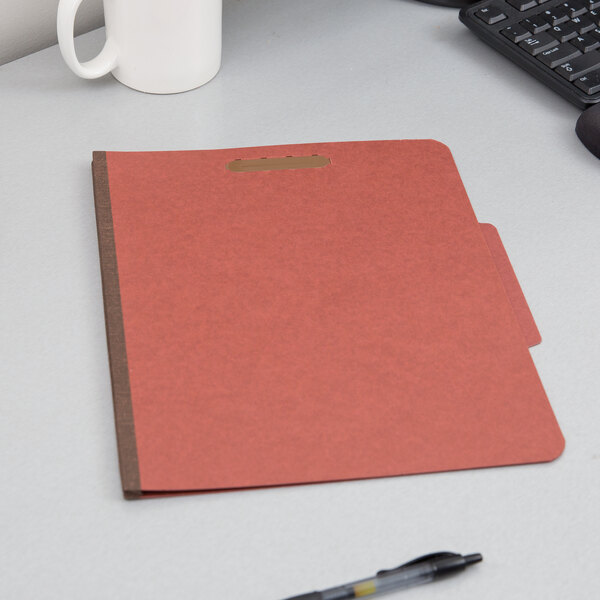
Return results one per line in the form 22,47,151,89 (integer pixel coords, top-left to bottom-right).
91,140,564,498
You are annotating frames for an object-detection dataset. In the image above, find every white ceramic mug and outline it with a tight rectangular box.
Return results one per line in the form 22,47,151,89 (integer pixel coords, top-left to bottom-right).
57,0,222,94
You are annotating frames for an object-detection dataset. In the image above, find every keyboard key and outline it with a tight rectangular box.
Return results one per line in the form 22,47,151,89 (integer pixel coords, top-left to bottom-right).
592,26,600,39
571,33,600,50
555,50,600,79
502,23,533,42
574,68,600,92
561,1,588,17
476,6,507,24
507,0,537,9
588,9,600,25
571,15,596,32
549,22,580,41
537,42,582,66
543,6,572,25
522,16,551,33
583,0,600,10
520,32,560,54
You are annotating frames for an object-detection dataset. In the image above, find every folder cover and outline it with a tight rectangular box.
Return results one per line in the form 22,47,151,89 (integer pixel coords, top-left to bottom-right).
91,140,564,498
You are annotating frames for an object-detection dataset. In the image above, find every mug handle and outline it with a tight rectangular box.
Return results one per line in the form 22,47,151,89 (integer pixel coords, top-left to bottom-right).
57,0,118,79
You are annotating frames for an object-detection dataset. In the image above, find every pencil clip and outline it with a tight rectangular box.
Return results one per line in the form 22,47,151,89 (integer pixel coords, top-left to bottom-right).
377,552,459,575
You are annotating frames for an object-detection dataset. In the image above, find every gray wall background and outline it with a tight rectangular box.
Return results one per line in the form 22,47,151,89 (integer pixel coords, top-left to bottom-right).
0,0,103,65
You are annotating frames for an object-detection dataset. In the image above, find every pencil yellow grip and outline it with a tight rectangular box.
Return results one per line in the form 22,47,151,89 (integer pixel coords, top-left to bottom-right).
353,580,377,597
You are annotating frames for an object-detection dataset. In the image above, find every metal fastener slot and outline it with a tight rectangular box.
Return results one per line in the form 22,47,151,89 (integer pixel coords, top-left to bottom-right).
227,155,330,172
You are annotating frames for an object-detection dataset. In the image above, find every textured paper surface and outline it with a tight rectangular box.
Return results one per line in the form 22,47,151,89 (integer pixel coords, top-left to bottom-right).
92,140,564,497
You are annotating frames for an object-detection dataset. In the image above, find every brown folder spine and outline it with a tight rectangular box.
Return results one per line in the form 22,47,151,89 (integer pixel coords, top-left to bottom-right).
92,151,141,499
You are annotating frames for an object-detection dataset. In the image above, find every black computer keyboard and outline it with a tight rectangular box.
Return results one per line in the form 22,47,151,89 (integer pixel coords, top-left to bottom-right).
460,0,600,108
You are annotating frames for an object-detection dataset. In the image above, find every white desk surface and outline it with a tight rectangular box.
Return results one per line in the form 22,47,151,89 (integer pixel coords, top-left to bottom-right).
2,1,599,598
